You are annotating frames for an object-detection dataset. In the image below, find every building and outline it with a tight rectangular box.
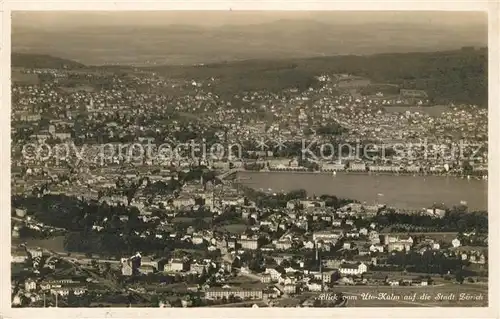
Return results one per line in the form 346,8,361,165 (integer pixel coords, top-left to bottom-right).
222,196,245,206
321,163,346,172
192,235,204,245
260,274,272,283
425,208,446,218
313,230,343,242
164,258,189,272
306,282,322,292
140,257,166,271
121,261,134,276
370,244,385,253
283,284,297,295
274,239,292,250
416,279,428,286
27,248,43,258
388,279,400,286
339,262,367,276
385,235,413,252
240,238,259,250
400,89,428,98
50,285,87,297
11,247,28,263
19,113,41,122
349,162,366,172
190,263,206,274
322,270,336,283
205,286,263,300
54,132,72,141
300,200,326,208
358,246,371,256
172,197,196,208
323,258,343,269
24,279,37,291
369,231,381,244
265,267,282,281
138,265,156,275
368,165,401,173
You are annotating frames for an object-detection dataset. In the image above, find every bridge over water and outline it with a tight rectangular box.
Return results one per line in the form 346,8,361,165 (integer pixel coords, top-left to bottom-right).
216,168,244,182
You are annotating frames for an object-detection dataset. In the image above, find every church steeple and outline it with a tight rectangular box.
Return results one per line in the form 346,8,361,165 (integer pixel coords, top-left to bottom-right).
88,97,94,110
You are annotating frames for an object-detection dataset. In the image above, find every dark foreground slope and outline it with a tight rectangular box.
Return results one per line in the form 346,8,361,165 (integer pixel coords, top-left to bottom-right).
12,53,86,69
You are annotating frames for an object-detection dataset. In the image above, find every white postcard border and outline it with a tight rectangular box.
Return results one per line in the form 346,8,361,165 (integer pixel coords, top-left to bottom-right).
1,1,498,319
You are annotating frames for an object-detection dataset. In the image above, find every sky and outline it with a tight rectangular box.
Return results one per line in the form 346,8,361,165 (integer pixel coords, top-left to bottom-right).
11,11,488,65
12,11,488,29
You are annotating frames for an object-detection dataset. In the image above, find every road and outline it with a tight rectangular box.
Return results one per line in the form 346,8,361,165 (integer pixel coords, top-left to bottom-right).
43,248,123,292
206,300,267,307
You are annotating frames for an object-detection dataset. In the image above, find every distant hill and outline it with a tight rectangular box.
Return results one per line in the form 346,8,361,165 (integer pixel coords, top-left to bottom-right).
148,48,488,106
11,48,488,107
11,53,86,69
12,19,486,65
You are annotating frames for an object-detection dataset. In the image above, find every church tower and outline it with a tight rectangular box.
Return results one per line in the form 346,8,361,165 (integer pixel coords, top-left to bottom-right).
87,97,94,111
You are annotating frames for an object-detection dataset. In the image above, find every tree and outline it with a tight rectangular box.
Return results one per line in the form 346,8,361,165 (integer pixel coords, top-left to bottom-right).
231,256,242,269
455,270,465,284
462,160,473,174
280,259,291,269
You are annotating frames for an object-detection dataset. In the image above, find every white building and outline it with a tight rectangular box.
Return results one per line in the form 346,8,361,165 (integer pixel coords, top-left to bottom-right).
369,244,385,253
339,262,367,276
313,230,343,242
24,279,37,291
265,267,282,281
164,259,187,272
307,282,322,292
240,238,259,250
27,248,43,258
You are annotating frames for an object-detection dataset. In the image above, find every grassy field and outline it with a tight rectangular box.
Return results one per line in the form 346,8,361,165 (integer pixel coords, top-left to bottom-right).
12,69,39,84
221,223,248,234
13,235,66,252
171,217,212,223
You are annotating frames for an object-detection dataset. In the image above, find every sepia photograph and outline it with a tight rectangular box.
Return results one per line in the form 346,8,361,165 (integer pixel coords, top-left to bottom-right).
6,7,493,313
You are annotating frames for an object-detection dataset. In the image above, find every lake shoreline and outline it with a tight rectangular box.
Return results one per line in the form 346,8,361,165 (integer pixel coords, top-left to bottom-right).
237,170,487,180
236,171,487,211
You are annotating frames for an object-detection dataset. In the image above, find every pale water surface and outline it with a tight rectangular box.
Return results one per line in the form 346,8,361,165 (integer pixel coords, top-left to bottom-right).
237,172,487,211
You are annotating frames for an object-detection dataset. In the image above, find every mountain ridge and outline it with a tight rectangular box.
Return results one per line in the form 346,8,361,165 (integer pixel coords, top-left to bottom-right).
12,19,486,66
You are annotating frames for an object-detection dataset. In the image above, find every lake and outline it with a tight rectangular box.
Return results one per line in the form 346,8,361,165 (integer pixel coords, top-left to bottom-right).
237,171,488,211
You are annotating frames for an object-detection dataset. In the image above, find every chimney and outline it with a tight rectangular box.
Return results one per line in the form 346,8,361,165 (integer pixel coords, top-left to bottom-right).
315,241,319,261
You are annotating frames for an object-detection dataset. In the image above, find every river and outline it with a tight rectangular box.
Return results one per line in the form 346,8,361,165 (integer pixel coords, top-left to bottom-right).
237,172,488,211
